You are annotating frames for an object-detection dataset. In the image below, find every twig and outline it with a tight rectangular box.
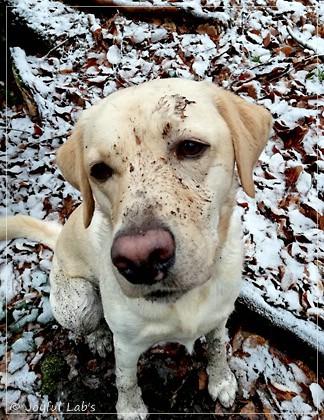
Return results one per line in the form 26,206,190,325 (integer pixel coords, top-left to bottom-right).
285,22,319,55
43,37,71,58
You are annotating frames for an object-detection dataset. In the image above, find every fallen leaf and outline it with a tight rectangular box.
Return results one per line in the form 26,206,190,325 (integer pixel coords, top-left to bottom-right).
278,45,294,56
59,195,80,223
268,380,297,401
243,334,267,349
33,123,43,136
198,369,208,390
263,32,279,49
59,68,74,74
236,83,257,99
197,23,220,40
275,124,309,150
300,203,324,230
239,400,258,418
301,292,311,312
285,165,303,188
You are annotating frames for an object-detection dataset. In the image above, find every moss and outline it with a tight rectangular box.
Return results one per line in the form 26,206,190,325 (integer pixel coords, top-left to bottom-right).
41,354,68,396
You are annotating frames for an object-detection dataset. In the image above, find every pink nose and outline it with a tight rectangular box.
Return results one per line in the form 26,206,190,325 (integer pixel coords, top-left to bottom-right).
111,228,175,285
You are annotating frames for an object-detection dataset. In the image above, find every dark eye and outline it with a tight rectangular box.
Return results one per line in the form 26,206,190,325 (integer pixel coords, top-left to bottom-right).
90,162,113,181
176,140,208,159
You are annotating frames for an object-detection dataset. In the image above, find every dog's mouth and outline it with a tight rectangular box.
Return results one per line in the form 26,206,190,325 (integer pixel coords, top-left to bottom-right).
144,288,188,303
116,266,192,302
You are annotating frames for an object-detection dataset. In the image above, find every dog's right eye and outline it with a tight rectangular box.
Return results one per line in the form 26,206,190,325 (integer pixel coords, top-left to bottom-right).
90,162,113,182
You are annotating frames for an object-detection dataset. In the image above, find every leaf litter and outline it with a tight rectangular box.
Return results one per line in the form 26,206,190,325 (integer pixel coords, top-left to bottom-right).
0,0,323,417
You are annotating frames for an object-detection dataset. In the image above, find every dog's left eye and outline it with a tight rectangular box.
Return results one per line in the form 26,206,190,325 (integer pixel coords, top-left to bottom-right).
90,162,113,181
176,140,208,159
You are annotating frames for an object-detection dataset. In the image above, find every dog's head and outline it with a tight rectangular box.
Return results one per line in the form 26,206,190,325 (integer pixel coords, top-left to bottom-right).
57,79,272,301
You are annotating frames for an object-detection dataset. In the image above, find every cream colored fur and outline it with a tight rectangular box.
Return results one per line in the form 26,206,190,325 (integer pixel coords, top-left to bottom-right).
1,79,272,419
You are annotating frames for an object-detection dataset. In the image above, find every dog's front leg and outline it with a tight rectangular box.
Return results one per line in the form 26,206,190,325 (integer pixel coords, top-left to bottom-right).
114,338,148,420
206,321,237,407
49,270,111,357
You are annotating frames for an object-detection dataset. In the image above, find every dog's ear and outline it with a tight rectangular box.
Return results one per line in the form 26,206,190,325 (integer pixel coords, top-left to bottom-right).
212,86,272,197
56,117,95,228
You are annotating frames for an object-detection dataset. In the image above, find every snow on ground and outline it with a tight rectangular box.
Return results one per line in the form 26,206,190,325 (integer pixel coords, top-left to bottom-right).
0,0,323,417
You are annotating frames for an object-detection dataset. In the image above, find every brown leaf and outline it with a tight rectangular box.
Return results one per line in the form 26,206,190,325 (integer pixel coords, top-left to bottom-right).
59,68,74,74
246,29,262,44
274,45,293,56
275,123,309,150
261,401,276,420
43,197,52,216
213,65,232,84
244,334,267,349
263,169,277,180
198,369,208,390
268,380,297,401
237,201,249,209
239,401,258,418
301,292,311,311
300,203,324,230
276,218,287,237
278,194,300,209
238,72,253,81
263,32,279,49
263,32,271,48
59,195,80,223
236,84,257,99
292,360,318,385
265,65,290,82
82,57,99,70
285,165,303,188
177,48,192,67
231,327,247,353
269,345,292,365
92,28,106,50
197,23,220,40
278,265,286,279
69,92,86,107
33,123,43,136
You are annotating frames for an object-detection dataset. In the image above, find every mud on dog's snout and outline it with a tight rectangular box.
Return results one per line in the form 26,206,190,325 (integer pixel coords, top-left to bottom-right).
111,228,176,285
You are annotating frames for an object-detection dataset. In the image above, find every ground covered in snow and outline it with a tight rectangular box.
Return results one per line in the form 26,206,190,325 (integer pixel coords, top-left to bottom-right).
0,0,323,418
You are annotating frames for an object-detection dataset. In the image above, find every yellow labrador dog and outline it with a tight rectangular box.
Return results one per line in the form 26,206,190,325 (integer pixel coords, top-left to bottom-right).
1,79,272,418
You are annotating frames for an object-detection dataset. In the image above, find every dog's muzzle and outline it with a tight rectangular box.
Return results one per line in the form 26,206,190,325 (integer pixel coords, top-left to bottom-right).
111,227,176,286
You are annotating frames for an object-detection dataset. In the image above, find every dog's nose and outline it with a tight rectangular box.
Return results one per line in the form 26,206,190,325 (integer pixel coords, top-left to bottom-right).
111,228,175,285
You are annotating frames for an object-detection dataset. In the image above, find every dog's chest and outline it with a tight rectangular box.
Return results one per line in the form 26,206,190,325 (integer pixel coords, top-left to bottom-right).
137,284,229,351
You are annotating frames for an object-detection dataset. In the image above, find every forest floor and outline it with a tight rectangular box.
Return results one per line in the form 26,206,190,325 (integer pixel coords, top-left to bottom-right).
0,0,323,418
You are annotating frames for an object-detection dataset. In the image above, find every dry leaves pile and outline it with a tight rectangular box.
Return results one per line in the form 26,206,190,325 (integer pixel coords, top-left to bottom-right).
1,0,323,417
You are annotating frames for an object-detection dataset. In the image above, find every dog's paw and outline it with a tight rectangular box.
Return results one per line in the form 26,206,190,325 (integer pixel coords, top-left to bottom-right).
117,410,148,420
208,368,237,408
85,326,113,357
116,386,148,420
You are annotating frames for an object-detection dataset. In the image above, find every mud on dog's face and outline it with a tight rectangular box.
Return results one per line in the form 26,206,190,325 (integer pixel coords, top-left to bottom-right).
57,79,272,301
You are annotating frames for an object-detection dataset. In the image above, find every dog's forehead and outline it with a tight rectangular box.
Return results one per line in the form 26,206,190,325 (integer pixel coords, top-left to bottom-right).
81,80,235,162
86,80,221,141
95,80,215,124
